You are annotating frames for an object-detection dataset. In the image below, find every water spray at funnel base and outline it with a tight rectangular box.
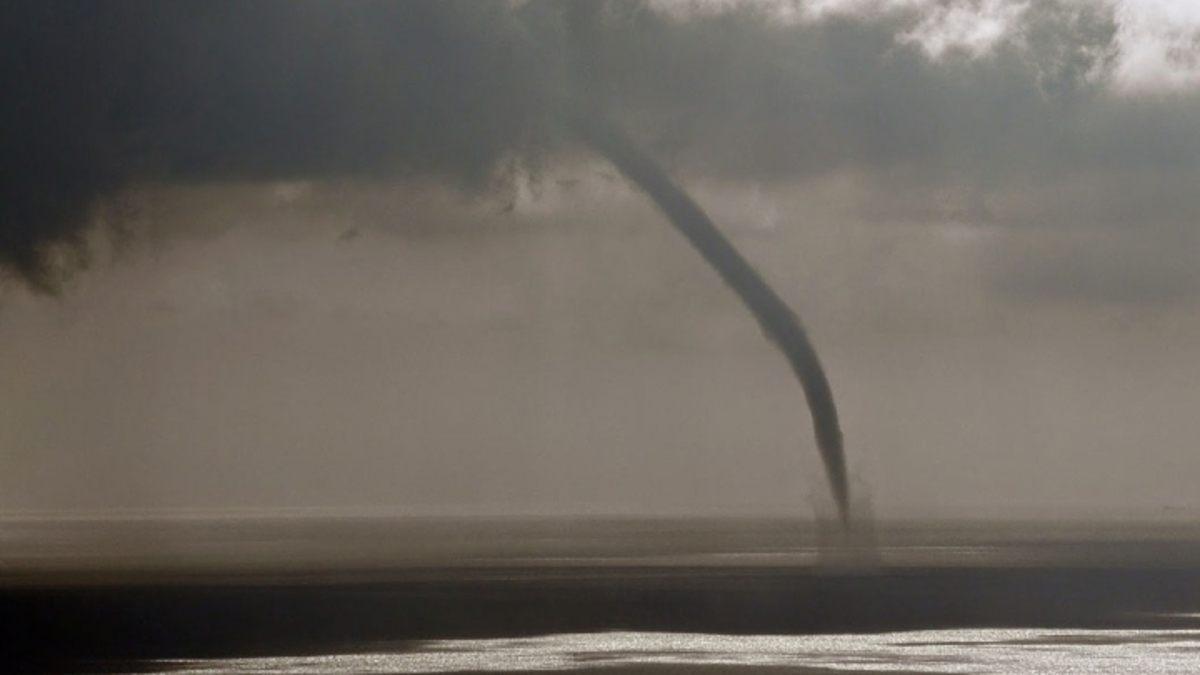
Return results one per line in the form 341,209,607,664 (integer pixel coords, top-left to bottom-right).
563,108,850,525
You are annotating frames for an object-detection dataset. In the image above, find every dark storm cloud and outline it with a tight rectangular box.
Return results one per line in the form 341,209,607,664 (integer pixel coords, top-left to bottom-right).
1,0,555,289
558,0,1200,308
564,2,1119,179
3,0,1199,297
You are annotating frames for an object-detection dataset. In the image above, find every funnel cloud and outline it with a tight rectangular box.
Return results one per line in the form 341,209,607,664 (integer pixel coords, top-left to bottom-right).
565,107,849,522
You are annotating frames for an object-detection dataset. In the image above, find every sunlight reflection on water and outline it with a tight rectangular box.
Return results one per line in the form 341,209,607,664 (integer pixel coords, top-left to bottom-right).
157,628,1200,674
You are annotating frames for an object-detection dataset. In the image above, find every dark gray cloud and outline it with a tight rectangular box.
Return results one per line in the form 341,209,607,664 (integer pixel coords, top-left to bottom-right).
1,0,554,289
3,0,1199,301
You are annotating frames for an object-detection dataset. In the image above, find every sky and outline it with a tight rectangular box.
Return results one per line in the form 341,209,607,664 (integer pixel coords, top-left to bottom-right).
2,0,1200,520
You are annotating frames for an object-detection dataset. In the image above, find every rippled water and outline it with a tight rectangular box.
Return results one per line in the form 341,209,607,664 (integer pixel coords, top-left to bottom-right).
155,629,1200,674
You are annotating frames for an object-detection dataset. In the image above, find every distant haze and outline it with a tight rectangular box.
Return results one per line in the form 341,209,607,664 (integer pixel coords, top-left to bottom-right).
2,1,1200,520
2,176,1198,519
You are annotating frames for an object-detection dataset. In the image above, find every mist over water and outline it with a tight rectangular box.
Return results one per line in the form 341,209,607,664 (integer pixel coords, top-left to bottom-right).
4,179,1200,519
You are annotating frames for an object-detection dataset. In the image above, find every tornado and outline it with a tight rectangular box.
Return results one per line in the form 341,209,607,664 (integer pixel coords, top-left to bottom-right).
564,107,850,525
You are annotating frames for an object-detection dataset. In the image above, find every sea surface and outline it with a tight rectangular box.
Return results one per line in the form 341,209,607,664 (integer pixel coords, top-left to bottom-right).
150,628,1200,674
8,516,1200,673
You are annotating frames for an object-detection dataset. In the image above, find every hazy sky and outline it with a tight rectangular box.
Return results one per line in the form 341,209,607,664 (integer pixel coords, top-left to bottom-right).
2,0,1199,520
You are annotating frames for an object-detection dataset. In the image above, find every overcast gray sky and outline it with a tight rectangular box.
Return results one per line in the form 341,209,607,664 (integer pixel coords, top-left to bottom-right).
2,0,1199,520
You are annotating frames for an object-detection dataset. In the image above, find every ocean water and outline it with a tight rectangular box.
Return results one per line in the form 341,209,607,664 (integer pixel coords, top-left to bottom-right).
153,628,1200,675
9,517,1200,673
